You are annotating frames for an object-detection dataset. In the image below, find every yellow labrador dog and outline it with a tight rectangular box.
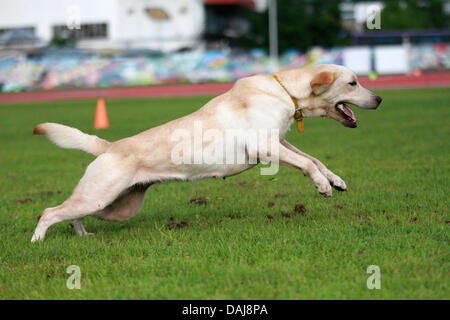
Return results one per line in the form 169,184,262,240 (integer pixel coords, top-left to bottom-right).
31,64,382,241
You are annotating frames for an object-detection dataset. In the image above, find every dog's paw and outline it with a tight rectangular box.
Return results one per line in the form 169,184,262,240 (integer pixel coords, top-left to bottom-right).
315,176,333,197
329,174,347,192
319,188,332,197
30,233,42,242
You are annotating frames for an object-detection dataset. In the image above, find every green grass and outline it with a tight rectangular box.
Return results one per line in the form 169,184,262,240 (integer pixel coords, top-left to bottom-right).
0,88,448,299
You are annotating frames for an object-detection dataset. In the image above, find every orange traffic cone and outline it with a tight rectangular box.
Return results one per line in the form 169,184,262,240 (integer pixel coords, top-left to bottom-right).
94,98,109,129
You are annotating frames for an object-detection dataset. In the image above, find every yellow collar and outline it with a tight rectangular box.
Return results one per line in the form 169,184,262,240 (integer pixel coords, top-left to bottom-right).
273,74,304,133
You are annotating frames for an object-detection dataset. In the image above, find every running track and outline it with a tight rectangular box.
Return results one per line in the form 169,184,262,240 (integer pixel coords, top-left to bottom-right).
1,72,449,104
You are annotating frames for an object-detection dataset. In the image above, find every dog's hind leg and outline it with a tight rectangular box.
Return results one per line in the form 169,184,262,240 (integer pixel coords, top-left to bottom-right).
31,153,135,242
71,219,93,236
92,183,153,222
69,184,152,236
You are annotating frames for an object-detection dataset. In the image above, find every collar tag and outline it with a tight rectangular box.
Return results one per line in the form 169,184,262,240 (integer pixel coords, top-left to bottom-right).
294,108,304,133
273,74,304,133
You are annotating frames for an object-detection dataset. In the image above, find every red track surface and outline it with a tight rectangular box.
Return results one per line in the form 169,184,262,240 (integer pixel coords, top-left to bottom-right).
1,72,449,104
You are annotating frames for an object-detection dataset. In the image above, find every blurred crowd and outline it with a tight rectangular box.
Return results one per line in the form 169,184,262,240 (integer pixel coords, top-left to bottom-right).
0,43,449,93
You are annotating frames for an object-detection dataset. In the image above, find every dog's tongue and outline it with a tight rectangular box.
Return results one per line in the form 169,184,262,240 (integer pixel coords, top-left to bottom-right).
343,104,356,122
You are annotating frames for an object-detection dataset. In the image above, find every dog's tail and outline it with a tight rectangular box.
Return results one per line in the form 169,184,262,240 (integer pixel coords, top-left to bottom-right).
33,123,111,156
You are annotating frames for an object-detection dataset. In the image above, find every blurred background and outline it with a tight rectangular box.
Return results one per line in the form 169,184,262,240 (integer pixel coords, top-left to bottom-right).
0,0,449,93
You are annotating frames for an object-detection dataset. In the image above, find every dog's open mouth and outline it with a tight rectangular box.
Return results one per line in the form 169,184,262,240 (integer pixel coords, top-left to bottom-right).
335,103,357,128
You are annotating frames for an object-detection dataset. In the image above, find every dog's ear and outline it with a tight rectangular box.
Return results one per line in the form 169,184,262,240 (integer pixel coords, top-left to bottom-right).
310,71,336,95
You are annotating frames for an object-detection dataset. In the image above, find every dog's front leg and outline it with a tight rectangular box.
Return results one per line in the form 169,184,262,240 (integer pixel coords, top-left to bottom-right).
277,143,332,197
281,140,347,191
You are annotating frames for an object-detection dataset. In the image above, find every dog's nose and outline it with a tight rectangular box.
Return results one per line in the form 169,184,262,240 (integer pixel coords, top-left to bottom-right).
375,96,382,104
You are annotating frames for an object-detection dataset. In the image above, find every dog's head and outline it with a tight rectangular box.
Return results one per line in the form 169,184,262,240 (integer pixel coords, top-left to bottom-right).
300,65,382,128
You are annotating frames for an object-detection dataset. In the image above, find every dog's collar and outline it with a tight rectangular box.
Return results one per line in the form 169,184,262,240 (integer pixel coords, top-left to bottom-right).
273,74,304,133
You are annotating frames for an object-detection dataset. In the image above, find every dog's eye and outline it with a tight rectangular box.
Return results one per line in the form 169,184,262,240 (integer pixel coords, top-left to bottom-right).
349,81,357,86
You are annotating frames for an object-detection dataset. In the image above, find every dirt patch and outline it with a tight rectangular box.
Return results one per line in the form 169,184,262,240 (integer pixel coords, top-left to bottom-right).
232,180,247,187
38,190,61,196
189,197,208,205
10,197,32,204
294,204,307,214
274,192,287,199
281,211,291,218
167,216,188,230
27,190,61,198
7,173,17,179
266,214,274,220
337,204,345,210
267,201,275,208
411,216,418,222
228,212,242,219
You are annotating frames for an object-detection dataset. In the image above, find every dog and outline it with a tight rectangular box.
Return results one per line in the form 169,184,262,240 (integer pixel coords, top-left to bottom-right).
31,64,382,241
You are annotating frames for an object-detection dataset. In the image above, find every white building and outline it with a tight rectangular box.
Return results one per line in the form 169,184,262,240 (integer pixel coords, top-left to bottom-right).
0,0,205,52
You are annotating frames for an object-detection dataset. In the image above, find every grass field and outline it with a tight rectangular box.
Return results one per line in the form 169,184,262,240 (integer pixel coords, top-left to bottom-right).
0,88,448,299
